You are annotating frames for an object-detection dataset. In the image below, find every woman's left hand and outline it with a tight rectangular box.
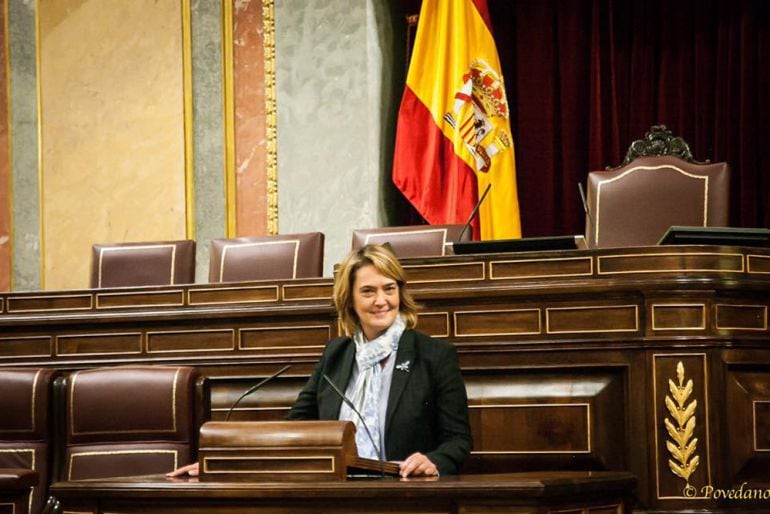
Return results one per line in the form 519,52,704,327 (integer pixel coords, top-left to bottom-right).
399,452,438,477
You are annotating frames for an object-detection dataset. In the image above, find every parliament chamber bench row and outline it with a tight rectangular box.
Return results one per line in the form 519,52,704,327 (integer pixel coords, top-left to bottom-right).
0,365,641,514
0,366,205,514
91,224,472,289
3,245,770,513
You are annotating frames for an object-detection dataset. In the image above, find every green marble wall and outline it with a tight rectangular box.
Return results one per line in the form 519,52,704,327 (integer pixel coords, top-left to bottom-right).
191,0,225,282
8,0,39,291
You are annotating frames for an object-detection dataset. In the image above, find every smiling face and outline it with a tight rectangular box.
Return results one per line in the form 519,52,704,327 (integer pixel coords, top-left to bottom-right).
352,264,401,341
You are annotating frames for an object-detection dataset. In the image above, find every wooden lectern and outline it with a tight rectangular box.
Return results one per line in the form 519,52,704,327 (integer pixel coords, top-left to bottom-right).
197,420,400,481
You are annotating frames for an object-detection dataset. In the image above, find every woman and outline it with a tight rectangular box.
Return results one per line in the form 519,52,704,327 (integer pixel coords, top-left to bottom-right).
169,244,471,478
287,244,472,477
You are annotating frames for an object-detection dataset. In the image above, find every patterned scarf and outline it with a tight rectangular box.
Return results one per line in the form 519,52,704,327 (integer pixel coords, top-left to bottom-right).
339,314,406,459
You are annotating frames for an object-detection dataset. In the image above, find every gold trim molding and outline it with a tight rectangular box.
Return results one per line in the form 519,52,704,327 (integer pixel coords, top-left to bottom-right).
468,403,591,454
263,0,277,234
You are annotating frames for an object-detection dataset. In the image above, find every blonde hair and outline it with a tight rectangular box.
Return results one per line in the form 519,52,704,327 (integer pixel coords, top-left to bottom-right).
333,244,418,336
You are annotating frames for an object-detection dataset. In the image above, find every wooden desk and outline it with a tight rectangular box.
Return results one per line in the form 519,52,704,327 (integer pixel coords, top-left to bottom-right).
2,245,770,513
49,471,635,514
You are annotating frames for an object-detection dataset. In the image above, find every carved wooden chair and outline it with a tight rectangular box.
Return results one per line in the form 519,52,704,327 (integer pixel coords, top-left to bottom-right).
584,125,730,248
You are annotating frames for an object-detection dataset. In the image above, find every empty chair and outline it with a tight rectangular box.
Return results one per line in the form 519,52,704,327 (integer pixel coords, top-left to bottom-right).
585,126,730,248
208,232,324,283
0,368,56,514
351,224,471,258
90,240,196,288
61,365,199,481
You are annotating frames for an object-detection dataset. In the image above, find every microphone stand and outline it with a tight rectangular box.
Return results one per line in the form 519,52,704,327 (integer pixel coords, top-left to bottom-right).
224,365,291,422
322,374,386,478
457,183,492,242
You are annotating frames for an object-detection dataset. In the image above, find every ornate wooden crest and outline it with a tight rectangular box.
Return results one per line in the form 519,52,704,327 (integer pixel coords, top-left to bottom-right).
609,125,708,169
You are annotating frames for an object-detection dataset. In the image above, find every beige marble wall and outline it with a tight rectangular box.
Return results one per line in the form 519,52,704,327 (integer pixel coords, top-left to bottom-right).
38,0,188,290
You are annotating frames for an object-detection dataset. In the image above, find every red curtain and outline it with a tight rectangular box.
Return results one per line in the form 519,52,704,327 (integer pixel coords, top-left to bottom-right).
478,0,770,237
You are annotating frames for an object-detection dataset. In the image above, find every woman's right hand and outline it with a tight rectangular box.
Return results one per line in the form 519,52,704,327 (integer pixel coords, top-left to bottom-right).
166,462,199,478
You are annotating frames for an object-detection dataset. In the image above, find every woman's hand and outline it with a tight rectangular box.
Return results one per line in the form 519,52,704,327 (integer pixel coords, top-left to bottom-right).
398,452,438,478
166,462,199,478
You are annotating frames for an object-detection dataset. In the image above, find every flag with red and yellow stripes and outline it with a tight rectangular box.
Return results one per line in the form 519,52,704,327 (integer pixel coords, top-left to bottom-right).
392,0,521,240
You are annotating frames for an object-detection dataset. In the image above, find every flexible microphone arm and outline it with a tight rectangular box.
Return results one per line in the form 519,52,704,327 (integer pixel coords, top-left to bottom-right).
322,373,385,477
225,365,291,422
457,183,492,242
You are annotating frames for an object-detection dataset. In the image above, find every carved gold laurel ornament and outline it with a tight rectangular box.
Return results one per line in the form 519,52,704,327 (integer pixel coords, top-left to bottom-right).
665,361,700,485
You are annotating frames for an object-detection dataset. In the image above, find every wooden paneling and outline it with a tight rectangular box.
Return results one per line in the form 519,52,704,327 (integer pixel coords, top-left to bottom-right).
239,326,330,352
651,354,712,501
464,370,625,473
96,290,185,309
8,294,92,312
490,256,592,280
403,261,485,283
0,336,51,359
597,252,744,275
56,333,142,356
747,254,770,274
48,471,636,514
188,286,278,305
454,309,540,337
724,366,770,487
147,330,235,353
652,304,706,331
2,245,770,514
715,304,767,331
546,305,638,334
416,312,450,338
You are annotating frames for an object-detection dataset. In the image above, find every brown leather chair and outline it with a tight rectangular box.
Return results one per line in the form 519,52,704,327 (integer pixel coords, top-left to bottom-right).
351,224,471,258
208,233,325,283
585,126,730,248
90,240,196,288
0,368,56,514
61,366,199,481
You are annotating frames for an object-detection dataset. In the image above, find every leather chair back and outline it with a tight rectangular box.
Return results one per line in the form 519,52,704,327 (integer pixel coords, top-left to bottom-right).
90,240,196,288
586,156,730,248
351,225,470,258
62,366,199,481
208,233,325,283
0,368,56,514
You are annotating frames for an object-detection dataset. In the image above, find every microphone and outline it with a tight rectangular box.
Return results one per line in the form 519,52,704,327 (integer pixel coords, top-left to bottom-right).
322,373,385,477
578,181,596,245
224,365,291,422
457,183,492,242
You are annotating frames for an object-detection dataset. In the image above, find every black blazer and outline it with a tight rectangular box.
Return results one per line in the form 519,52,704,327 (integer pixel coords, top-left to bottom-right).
287,329,472,475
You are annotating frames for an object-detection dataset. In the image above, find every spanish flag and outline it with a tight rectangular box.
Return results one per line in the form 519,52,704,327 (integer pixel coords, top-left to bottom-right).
392,0,521,240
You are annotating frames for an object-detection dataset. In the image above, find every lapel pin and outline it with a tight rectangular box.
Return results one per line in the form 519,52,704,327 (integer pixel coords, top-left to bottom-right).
396,360,410,372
